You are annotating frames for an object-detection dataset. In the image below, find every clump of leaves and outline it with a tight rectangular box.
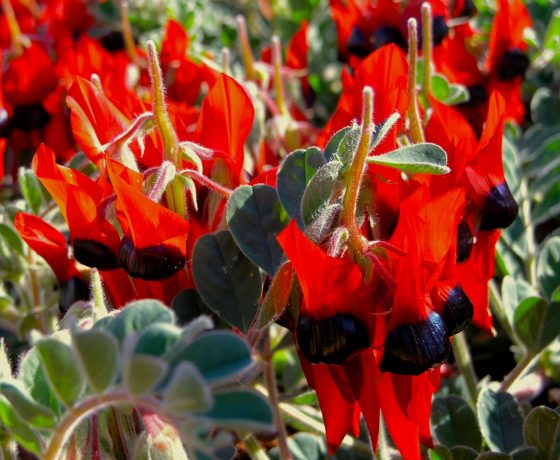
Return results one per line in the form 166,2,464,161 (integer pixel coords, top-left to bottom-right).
0,299,273,460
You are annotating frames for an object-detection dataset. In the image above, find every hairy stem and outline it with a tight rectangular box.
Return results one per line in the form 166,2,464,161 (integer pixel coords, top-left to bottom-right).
341,87,375,254
263,330,293,460
499,352,538,393
43,391,161,460
451,332,479,404
406,19,425,143
180,169,233,198
237,15,256,81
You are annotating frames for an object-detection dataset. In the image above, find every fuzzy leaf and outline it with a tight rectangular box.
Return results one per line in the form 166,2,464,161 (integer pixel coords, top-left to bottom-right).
537,236,560,299
206,389,273,432
431,395,482,450
162,362,213,416
101,299,174,342
301,160,342,225
523,406,560,460
167,331,252,385
366,143,450,174
277,147,326,227
125,355,168,395
192,231,262,333
514,297,560,353
477,388,524,453
0,395,42,454
72,330,119,394
227,185,289,275
36,338,85,407
0,382,56,428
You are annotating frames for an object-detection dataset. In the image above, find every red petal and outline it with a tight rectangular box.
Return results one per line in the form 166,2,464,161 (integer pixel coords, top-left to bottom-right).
14,212,78,282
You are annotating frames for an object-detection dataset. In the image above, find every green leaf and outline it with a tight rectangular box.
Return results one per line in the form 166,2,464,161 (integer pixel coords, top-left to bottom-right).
476,454,512,459
162,362,213,416
366,143,450,174
0,395,42,454
324,128,350,162
269,433,327,460
336,125,360,168
0,339,12,380
511,447,539,460
477,388,524,453
170,289,216,326
226,185,289,276
0,223,24,257
429,445,453,460
277,147,326,227
537,236,560,299
431,395,482,449
167,331,252,385
450,446,479,460
192,231,262,333
301,160,343,226
17,348,62,415
432,74,451,101
371,112,401,150
501,276,538,326
206,389,273,432
530,88,560,127
72,330,119,394
102,299,174,342
36,338,85,407
523,406,560,460
125,355,168,395
543,10,560,54
134,323,181,357
258,262,293,328
18,168,44,214
305,203,342,245
513,297,560,353
0,382,56,428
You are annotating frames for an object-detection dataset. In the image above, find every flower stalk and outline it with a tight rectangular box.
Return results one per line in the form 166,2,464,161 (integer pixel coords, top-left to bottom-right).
341,87,375,254
272,36,288,116
406,19,426,143
421,3,433,100
237,15,256,81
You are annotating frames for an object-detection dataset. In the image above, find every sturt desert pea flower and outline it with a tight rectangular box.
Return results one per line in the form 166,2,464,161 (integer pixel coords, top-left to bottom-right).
277,221,381,454
14,212,89,313
32,144,122,270
106,158,189,281
486,0,532,124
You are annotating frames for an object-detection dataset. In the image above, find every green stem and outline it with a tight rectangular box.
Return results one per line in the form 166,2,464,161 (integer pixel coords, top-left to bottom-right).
421,3,432,100
499,352,538,393
519,179,538,289
451,332,479,404
236,15,256,81
121,0,142,67
146,41,179,165
272,36,288,116
43,391,161,460
244,433,270,460
488,279,516,342
406,19,425,143
341,87,375,254
276,400,372,456
90,269,108,321
263,330,293,460
180,169,233,198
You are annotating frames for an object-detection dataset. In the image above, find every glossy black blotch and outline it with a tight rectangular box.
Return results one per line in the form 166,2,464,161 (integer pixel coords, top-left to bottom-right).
296,313,370,365
0,108,12,138
480,182,518,231
460,84,488,108
497,48,530,81
119,236,185,280
432,16,450,46
59,276,90,314
458,0,477,17
441,284,473,335
456,219,473,263
380,311,450,375
372,26,407,51
347,26,374,57
100,30,126,52
12,103,51,132
73,238,121,270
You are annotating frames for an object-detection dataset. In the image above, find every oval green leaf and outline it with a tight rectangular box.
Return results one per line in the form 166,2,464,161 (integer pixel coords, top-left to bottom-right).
192,231,262,333
277,147,326,227
523,406,560,460
227,184,289,276
366,143,450,175
301,160,342,226
431,395,482,450
477,388,524,454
